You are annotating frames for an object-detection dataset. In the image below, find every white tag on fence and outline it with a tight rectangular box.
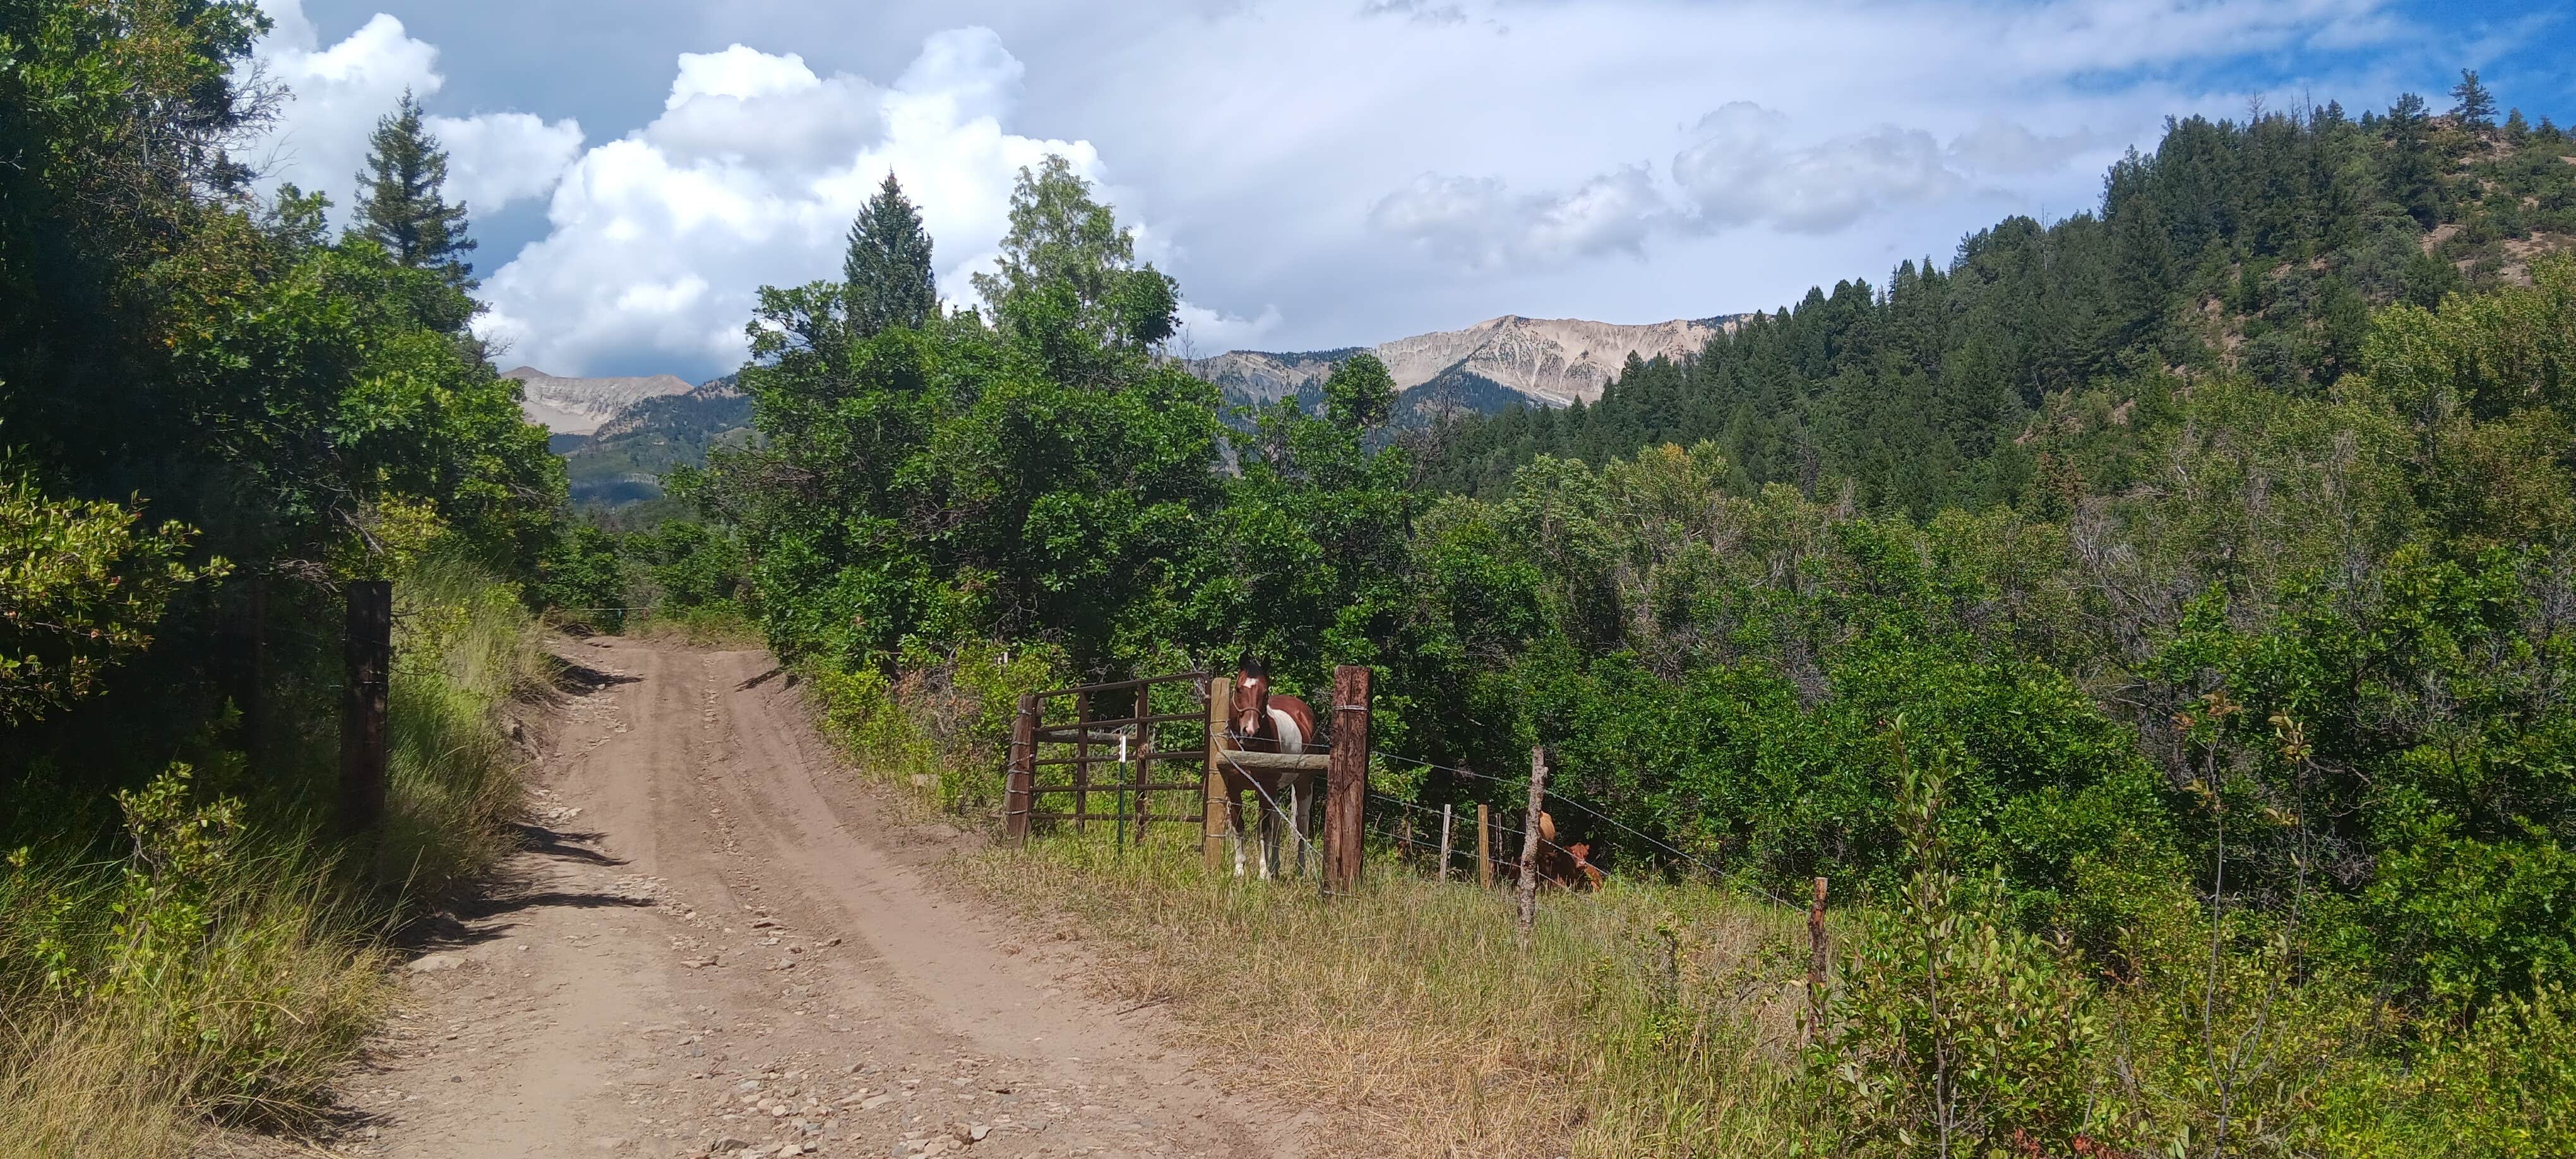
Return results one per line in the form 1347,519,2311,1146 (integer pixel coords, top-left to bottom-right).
1119,735,1129,763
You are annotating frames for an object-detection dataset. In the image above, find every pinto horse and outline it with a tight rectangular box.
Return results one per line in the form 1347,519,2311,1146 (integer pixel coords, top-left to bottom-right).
1217,656,1321,879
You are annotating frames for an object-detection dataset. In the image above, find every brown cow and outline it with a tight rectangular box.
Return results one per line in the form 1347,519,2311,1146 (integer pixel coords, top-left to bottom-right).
1525,811,1606,891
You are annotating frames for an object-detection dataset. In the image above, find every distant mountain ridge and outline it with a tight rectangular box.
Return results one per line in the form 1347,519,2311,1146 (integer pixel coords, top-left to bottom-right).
524,311,1743,506
1190,314,1744,418
506,366,696,435
555,376,752,509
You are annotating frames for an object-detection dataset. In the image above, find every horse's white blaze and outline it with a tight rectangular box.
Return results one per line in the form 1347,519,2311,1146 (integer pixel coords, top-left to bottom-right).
1267,708,1306,753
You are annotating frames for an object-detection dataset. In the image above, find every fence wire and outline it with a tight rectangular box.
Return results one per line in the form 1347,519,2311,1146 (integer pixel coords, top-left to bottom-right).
1368,748,1808,913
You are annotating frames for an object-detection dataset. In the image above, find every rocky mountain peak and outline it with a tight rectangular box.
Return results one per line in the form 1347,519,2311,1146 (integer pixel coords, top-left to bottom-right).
1190,312,1743,417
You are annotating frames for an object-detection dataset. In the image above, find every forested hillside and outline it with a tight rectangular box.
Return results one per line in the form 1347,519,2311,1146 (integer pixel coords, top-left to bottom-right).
638,72,2576,1153
1,4,569,1150
1421,92,2576,513
559,377,753,510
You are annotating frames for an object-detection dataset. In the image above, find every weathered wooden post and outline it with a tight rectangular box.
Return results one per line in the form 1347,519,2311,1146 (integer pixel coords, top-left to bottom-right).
1806,876,1830,1046
338,580,392,836
1477,804,1493,888
1438,804,1454,883
1515,746,1548,934
1202,674,1231,873
1323,664,1370,896
1005,693,1037,844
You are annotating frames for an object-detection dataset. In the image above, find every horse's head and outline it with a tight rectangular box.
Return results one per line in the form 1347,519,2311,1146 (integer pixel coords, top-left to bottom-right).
1229,653,1271,739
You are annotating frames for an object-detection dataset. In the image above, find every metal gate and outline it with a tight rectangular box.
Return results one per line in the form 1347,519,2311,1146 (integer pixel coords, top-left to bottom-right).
1001,665,1375,894
1000,672,1211,844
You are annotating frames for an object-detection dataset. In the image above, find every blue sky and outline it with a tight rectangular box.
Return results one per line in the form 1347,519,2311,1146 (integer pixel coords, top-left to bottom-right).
247,0,2575,381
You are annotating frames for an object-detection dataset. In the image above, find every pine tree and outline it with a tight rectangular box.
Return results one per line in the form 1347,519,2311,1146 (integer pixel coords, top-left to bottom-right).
2450,68,2495,129
843,173,938,337
353,90,476,290
2505,108,2531,144
2384,93,2442,228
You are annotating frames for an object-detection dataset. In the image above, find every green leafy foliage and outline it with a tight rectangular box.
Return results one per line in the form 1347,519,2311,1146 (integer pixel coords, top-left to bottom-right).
0,476,220,723
1,3,564,1141
1816,723,2119,1157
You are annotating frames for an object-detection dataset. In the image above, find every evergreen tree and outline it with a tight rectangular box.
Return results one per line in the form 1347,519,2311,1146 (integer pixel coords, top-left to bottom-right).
353,90,476,291
2450,68,2496,128
2383,93,2443,228
2504,109,2531,144
842,172,938,337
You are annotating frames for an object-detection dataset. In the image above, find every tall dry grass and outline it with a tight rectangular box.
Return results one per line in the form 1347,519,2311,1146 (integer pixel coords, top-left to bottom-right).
954,831,1822,1158
376,550,553,893
0,844,392,1157
0,549,544,1156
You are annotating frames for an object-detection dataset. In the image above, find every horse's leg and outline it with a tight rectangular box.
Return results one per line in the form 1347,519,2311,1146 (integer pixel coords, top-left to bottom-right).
1258,784,1280,881
1236,788,1257,881
1291,778,1309,879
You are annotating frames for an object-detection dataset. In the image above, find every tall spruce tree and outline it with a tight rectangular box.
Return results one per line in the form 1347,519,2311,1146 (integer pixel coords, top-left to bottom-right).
353,90,477,292
2384,93,2443,228
2450,68,2496,128
843,173,938,336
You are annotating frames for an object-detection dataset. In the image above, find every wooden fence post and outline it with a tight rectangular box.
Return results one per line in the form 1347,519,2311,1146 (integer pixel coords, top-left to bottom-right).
1004,693,1037,845
1203,675,1231,874
338,580,392,836
1515,746,1548,934
1806,876,1830,1047
1438,804,1453,883
1323,665,1370,896
1477,804,1493,888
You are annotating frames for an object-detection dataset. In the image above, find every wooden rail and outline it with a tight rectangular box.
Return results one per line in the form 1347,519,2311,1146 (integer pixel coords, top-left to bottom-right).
1217,751,1331,771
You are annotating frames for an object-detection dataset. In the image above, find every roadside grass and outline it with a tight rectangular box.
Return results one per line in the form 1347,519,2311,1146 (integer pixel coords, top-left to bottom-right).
0,550,545,1156
955,832,1818,1158
626,603,764,648
378,550,553,893
0,844,392,1158
800,651,1822,1154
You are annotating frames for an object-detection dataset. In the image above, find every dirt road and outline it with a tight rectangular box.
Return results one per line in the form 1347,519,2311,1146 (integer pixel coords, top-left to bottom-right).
325,636,1303,1159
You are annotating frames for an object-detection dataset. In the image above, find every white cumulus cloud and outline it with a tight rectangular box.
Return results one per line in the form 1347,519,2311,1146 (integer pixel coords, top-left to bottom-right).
1369,165,1671,271
1367,102,2112,271
474,29,1117,376
1671,102,1963,234
244,1,581,218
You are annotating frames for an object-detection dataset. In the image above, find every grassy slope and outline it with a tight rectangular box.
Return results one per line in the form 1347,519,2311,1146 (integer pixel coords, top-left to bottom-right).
958,836,1810,1157
0,555,548,1156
